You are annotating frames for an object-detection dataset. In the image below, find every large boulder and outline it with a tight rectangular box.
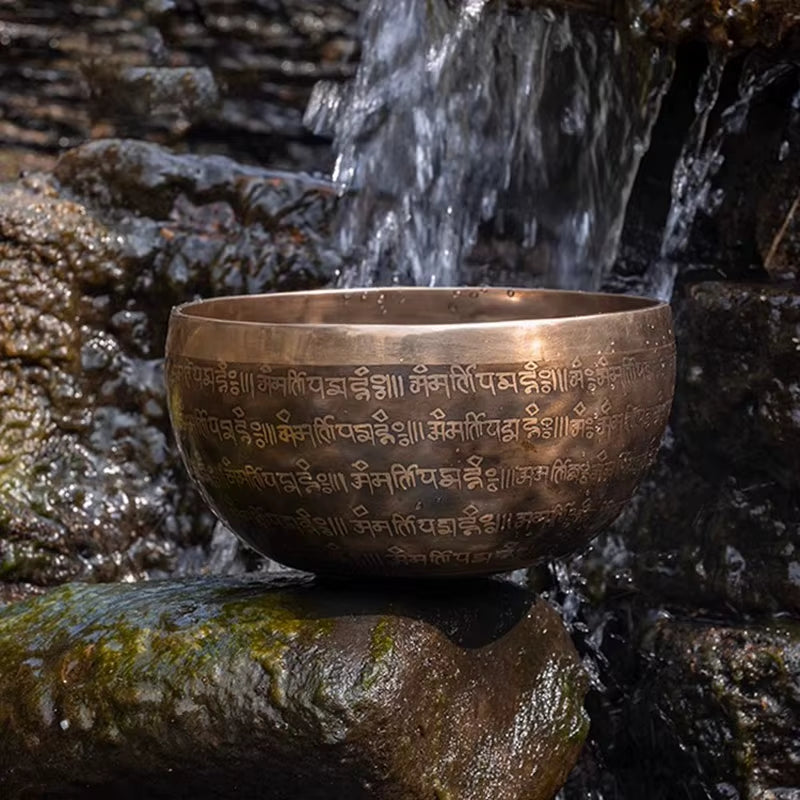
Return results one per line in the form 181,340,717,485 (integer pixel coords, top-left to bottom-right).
0,574,588,799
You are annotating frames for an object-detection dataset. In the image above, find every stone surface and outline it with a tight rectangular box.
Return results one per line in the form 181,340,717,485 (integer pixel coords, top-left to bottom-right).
678,282,800,491
0,3,798,798
555,281,800,620
606,454,800,616
549,277,800,800
0,0,360,173
629,0,800,47
0,140,337,601
632,619,800,799
0,574,588,799
518,0,800,47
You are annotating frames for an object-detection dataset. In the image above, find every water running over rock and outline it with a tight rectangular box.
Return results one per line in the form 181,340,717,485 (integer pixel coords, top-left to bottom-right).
306,0,673,291
648,51,796,300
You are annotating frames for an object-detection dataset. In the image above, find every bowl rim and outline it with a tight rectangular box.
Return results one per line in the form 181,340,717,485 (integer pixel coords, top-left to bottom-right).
170,286,668,332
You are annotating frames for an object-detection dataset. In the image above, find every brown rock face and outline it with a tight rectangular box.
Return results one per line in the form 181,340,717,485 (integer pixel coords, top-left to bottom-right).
0,575,588,800
0,0,361,171
0,140,338,602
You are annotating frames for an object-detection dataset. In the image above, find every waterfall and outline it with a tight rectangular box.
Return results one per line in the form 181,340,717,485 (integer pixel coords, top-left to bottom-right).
648,53,795,301
306,0,673,291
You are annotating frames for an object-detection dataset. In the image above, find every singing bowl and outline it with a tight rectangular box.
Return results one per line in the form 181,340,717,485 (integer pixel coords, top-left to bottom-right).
165,287,675,578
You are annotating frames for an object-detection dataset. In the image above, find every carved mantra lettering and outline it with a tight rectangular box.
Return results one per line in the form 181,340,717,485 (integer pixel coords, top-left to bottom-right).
169,353,672,401
197,450,656,497
181,400,672,449
233,499,627,542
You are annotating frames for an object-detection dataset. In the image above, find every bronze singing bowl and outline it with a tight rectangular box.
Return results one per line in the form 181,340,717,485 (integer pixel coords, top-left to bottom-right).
165,287,675,578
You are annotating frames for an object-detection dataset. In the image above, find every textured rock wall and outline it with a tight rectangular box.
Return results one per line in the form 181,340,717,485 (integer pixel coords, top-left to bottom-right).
557,41,800,799
0,0,360,175
0,140,338,604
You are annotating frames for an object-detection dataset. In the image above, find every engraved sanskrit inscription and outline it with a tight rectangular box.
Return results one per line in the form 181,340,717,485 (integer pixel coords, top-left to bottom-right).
168,342,673,560
197,450,657,497
180,399,673,449
233,498,627,541
169,353,673,401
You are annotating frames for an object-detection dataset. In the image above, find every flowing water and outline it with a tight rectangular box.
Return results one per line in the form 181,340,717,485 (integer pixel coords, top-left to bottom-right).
648,52,796,300
306,0,674,291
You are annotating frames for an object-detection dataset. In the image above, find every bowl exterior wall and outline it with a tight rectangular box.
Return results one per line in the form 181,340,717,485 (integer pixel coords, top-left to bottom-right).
166,290,675,577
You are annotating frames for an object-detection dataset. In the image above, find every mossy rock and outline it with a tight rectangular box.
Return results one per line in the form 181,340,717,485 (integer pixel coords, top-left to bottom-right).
0,574,588,799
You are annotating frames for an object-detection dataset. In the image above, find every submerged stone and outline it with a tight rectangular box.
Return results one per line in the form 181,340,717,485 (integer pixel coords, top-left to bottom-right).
0,575,588,799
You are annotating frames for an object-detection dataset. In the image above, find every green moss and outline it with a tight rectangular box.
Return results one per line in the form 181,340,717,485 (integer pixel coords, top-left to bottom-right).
432,781,453,800
360,618,395,691
0,580,342,737
369,618,394,663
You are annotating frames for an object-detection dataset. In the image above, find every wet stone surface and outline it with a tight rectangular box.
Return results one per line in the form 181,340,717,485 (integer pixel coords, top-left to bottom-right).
0,574,588,800
0,139,338,603
551,278,800,799
0,3,799,798
679,281,800,491
0,0,361,172
596,281,800,617
631,619,800,799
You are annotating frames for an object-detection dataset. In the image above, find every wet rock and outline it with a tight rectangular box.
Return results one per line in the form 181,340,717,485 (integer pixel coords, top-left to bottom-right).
686,54,799,276
628,0,800,48
555,281,800,618
631,618,800,799
0,175,185,595
678,281,800,491
0,1,360,171
510,0,800,47
756,156,800,281
83,64,222,127
610,47,799,290
0,140,337,601
0,574,588,800
54,137,337,223
611,455,800,616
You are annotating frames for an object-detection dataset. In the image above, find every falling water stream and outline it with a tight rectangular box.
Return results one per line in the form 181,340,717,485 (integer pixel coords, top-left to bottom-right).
648,52,796,300
306,0,674,291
